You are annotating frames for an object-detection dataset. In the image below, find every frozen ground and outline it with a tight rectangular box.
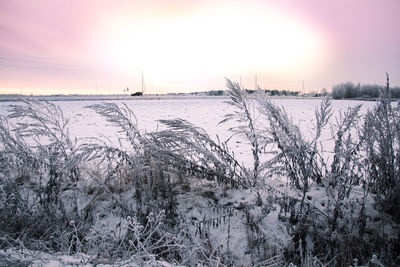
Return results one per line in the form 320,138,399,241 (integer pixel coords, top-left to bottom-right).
0,96,383,266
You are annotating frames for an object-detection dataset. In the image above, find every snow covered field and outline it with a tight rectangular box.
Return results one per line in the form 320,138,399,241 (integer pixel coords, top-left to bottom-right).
0,96,376,166
1,95,394,266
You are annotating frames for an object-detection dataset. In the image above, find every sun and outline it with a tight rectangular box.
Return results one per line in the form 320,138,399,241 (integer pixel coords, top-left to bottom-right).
98,3,325,88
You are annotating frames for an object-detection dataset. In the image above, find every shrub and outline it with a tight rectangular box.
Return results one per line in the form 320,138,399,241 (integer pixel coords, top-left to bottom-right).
221,79,262,187
0,100,87,252
257,97,332,191
364,74,400,222
257,87,373,265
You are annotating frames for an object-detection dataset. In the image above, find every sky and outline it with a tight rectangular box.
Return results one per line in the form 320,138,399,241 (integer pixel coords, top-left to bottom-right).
0,0,399,95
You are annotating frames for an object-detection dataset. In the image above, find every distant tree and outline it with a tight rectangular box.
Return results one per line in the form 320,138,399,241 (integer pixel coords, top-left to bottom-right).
320,88,328,96
391,86,400,98
331,81,400,99
208,90,224,96
331,82,355,99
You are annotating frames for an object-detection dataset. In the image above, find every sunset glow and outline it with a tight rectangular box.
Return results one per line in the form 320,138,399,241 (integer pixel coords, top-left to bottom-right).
102,4,324,77
0,0,399,94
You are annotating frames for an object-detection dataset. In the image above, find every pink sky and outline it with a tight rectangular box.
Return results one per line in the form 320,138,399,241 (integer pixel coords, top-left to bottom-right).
0,0,399,94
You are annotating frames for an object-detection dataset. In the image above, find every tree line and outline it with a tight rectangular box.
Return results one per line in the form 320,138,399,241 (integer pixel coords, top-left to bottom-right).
331,81,400,99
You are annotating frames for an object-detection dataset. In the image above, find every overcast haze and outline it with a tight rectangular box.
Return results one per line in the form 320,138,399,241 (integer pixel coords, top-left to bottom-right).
0,0,399,95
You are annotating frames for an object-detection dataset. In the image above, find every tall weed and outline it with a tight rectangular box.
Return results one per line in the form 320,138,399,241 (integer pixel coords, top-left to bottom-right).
363,74,400,222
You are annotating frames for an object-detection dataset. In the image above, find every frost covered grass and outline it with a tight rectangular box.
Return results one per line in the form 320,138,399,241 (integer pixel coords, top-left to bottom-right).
0,75,399,266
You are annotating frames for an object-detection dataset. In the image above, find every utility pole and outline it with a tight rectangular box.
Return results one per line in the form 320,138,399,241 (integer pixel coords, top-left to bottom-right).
255,73,258,91
141,70,144,94
298,79,305,96
139,69,146,95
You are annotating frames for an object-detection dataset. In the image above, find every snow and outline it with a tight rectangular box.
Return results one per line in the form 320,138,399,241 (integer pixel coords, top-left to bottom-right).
0,96,376,168
0,248,177,266
0,95,381,266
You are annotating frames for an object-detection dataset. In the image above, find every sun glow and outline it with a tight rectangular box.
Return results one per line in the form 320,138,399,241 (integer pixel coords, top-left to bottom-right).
98,3,325,89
